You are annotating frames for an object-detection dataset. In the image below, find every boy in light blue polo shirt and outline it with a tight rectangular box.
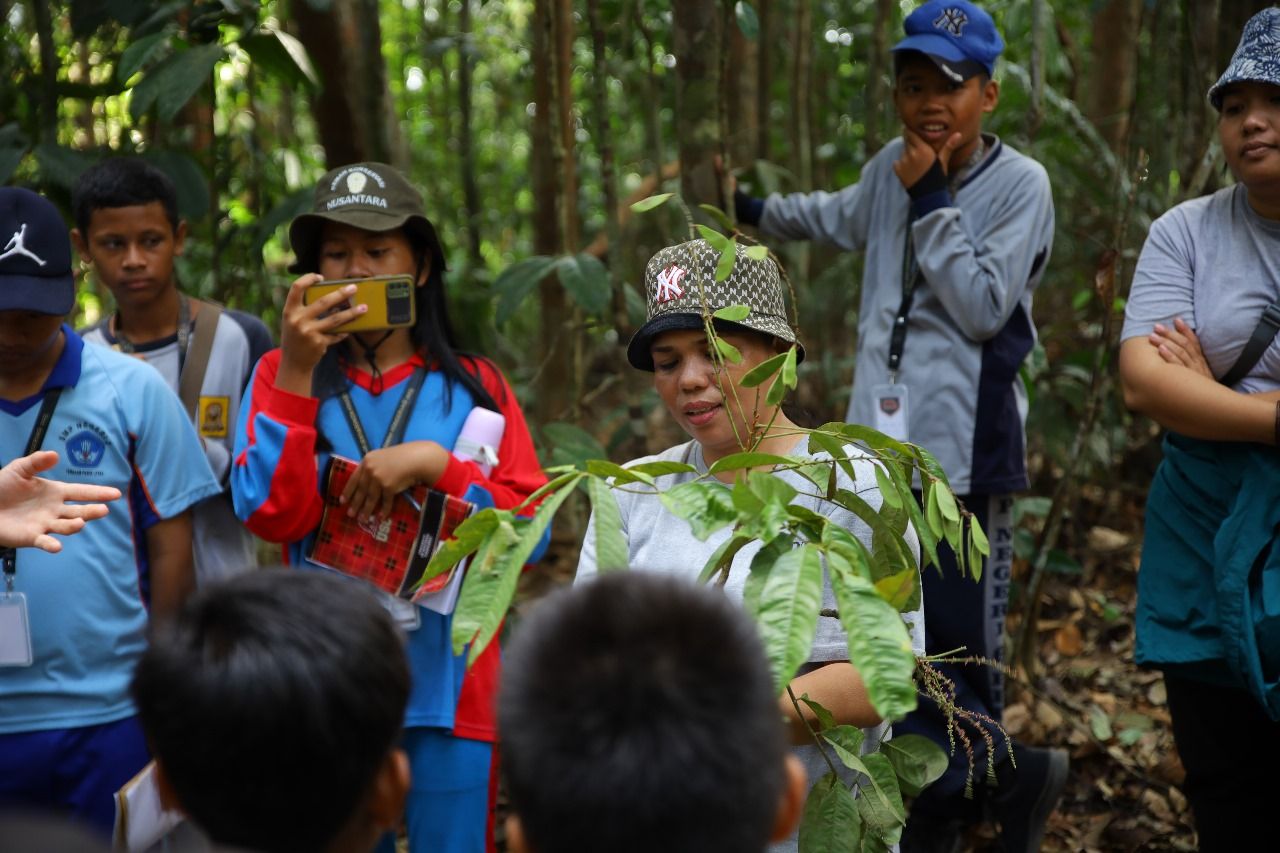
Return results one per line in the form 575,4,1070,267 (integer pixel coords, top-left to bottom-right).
0,187,219,836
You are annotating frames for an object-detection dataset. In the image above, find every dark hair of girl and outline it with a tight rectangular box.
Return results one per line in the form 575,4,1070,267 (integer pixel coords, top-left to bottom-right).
309,232,502,416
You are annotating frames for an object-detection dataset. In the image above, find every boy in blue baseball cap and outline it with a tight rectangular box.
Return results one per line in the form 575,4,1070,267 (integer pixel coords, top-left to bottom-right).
733,3,1065,851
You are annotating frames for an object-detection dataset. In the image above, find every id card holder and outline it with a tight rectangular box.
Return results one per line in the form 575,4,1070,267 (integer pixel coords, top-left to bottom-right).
378,591,422,631
871,383,910,443
0,592,33,667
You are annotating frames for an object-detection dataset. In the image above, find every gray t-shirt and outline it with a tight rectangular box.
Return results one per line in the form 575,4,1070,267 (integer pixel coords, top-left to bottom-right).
1122,183,1280,392
576,439,925,853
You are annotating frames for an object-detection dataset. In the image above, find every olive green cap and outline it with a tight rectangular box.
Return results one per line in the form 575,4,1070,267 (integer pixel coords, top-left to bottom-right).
287,162,446,274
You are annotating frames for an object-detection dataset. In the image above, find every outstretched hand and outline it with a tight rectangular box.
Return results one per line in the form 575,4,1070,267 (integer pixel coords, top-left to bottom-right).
893,127,962,189
0,451,121,553
1149,318,1214,380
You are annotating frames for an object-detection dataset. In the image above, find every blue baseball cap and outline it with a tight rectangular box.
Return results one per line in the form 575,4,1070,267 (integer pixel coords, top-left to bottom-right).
0,187,74,315
893,1,1004,82
1208,7,1280,110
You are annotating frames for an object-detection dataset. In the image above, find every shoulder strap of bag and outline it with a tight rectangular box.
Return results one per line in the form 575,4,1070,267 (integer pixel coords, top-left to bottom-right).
1220,303,1280,388
178,300,223,420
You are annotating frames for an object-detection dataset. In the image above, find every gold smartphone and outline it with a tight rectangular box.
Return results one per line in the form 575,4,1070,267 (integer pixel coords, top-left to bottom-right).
302,275,417,332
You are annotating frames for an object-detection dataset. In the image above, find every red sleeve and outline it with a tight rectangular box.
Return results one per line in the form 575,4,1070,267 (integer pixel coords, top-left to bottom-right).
231,349,326,543
432,357,548,511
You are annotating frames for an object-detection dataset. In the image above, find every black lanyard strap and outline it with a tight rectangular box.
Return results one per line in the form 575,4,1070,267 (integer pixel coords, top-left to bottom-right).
336,367,426,457
887,212,921,381
2,387,64,587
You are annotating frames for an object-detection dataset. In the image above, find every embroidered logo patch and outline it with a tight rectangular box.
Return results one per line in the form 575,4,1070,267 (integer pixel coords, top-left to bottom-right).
655,264,687,303
65,430,106,469
198,396,230,438
0,224,47,267
346,171,368,194
879,397,901,416
934,7,969,36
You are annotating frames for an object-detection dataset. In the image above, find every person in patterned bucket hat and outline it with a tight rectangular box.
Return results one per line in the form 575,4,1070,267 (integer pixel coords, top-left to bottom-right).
578,238,925,853
626,237,804,371
1119,7,1280,851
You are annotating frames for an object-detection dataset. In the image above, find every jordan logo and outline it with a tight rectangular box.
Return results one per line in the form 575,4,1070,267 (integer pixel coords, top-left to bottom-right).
0,224,47,266
655,265,687,303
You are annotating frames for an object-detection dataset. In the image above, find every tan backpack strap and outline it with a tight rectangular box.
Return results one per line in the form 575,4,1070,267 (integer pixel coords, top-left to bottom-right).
178,300,222,421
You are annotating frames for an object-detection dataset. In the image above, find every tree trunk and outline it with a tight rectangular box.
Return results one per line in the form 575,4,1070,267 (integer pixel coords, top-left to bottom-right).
865,0,894,155
457,0,483,268
789,1,812,190
1085,0,1142,153
673,0,724,211
756,0,772,162
634,1,665,173
291,0,400,167
727,17,759,170
554,0,580,251
31,0,57,145
587,0,625,331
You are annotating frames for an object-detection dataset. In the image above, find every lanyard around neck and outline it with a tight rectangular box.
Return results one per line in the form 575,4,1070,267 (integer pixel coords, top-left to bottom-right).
114,293,192,371
2,387,64,589
336,368,427,457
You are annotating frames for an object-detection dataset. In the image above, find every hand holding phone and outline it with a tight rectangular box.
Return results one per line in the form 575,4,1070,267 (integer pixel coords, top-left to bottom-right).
302,275,417,333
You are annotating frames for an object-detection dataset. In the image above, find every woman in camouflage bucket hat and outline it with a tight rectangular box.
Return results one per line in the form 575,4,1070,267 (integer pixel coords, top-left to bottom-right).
1119,9,1280,849
578,238,925,853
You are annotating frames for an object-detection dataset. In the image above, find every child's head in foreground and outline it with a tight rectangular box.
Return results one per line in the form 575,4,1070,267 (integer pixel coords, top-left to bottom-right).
130,569,411,853
498,572,806,853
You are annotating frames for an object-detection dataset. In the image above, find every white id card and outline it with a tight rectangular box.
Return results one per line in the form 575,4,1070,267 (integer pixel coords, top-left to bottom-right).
0,593,33,667
872,383,910,442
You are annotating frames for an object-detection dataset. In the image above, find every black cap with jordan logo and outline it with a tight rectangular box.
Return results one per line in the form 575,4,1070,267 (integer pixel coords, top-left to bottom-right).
287,162,447,275
0,187,74,315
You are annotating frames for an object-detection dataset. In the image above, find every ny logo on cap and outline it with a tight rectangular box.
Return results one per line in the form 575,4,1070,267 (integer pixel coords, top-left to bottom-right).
934,7,969,36
0,223,47,267
655,264,687,303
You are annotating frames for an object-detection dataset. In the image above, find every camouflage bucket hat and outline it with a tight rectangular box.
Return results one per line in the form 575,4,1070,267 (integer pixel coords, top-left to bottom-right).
287,162,446,274
626,238,805,371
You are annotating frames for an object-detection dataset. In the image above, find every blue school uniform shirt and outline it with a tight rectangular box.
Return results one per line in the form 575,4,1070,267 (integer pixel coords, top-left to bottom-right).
0,327,220,734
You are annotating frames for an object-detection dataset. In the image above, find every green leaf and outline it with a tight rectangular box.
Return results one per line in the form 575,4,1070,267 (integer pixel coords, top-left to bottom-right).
416,509,500,585
713,334,742,364
626,460,699,478
542,421,606,468
924,485,946,542
242,27,318,88
766,371,788,406
453,476,582,661
934,484,960,524
833,488,915,582
712,303,751,322
695,223,729,251
143,150,208,221
631,192,673,212
781,345,798,387
698,533,752,585
707,451,795,476
739,350,788,388
797,694,836,731
969,517,990,557
117,31,171,82
822,725,866,758
585,459,651,486
698,203,736,233
827,559,918,719
587,476,629,572
820,422,913,457
735,0,761,41
911,445,949,485
714,238,737,283
881,734,949,797
855,753,906,844
873,465,899,509
658,481,737,540
157,43,226,122
744,244,769,261
873,568,920,613
32,144,95,190
798,773,861,853
752,543,823,693
807,431,858,484
494,255,556,325
558,253,611,316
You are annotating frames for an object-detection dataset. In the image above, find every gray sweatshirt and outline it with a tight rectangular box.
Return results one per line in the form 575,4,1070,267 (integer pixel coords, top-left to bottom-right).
759,136,1055,494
